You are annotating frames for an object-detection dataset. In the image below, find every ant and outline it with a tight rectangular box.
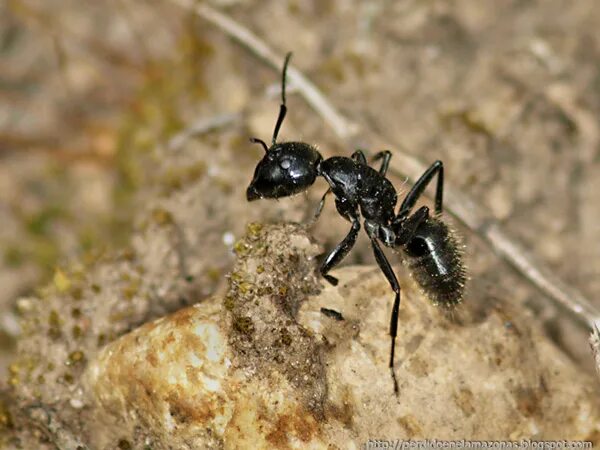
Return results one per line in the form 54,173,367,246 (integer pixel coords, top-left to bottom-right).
246,53,466,394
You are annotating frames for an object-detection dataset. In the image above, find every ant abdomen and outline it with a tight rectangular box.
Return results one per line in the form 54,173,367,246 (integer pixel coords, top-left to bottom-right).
401,216,465,307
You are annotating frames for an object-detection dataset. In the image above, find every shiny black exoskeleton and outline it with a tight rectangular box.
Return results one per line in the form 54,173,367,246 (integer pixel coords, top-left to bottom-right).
247,53,465,394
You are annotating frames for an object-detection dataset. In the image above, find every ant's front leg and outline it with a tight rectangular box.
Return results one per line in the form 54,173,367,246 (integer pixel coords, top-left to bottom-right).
319,208,360,286
307,188,331,225
365,221,401,395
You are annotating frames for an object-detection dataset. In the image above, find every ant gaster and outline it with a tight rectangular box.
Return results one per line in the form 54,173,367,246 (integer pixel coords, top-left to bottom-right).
247,53,466,394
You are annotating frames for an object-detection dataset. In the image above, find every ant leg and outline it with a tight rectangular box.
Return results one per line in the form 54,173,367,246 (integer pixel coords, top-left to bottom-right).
395,206,429,245
372,150,392,176
319,216,360,286
351,150,368,165
397,160,444,220
365,223,401,394
311,188,331,223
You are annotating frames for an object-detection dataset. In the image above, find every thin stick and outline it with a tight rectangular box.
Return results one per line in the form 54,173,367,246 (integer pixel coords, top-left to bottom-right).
166,113,239,152
174,1,600,328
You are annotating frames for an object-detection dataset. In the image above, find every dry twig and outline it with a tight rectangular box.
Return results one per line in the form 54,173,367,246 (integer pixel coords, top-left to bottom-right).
166,113,239,152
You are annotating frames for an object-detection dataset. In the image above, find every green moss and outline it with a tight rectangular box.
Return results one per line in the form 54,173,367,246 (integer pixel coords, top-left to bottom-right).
206,267,221,282
53,268,71,292
223,295,235,311
71,286,83,301
66,350,85,366
122,278,141,301
151,208,173,226
246,222,263,237
238,282,253,295
30,238,60,271
62,373,74,384
25,206,64,236
233,316,255,335
229,272,243,283
77,225,102,255
72,325,83,339
0,400,13,430
48,310,62,339
280,329,292,346
233,239,249,256
3,245,24,268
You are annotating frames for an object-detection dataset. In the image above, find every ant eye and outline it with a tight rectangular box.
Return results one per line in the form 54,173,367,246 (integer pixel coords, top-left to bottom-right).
280,159,291,170
405,237,428,257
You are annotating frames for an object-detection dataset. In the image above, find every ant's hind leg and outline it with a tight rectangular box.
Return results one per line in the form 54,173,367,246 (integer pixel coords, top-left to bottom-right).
351,150,368,165
372,150,392,176
397,160,444,219
395,206,430,245
319,217,360,286
365,224,401,394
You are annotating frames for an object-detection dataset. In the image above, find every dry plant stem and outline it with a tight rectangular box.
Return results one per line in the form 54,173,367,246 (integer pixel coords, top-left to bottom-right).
166,113,239,152
175,1,600,328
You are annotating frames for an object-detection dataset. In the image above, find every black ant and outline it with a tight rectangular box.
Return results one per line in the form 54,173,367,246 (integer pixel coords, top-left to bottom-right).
246,53,466,394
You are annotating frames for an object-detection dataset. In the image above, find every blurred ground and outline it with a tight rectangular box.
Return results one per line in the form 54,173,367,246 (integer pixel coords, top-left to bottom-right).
0,0,599,406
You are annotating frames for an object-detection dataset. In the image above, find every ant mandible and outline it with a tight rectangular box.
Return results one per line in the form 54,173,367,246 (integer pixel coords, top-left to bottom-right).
246,53,466,394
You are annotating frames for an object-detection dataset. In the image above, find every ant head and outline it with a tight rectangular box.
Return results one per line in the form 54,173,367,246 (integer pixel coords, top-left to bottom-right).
247,142,322,201
246,52,321,201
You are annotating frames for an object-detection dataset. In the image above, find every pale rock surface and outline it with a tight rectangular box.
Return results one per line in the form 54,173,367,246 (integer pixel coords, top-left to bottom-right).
83,224,600,449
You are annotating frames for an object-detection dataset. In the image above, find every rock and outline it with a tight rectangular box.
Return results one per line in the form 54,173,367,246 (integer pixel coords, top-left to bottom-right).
82,224,600,449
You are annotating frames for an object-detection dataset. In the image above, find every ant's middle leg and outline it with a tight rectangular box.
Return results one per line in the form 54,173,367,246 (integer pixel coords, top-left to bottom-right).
372,150,392,176
365,222,401,395
320,209,360,286
397,160,444,220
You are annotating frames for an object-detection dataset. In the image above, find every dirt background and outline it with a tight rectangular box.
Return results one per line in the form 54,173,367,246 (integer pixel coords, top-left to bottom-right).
1,0,599,426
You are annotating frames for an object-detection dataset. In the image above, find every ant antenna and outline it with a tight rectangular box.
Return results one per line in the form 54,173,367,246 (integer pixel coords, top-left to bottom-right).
249,137,269,153
271,52,292,145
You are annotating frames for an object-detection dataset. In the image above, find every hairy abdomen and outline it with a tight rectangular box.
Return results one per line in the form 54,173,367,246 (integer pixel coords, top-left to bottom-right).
401,217,465,307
